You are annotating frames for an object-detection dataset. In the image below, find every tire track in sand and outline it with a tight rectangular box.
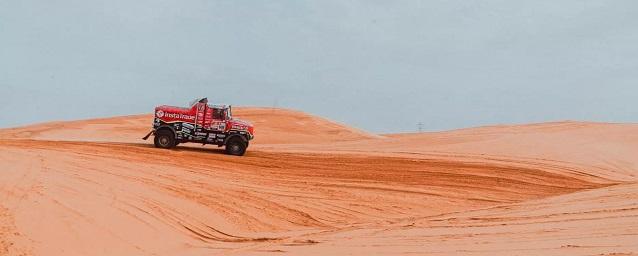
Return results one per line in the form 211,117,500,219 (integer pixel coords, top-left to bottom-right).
0,138,614,256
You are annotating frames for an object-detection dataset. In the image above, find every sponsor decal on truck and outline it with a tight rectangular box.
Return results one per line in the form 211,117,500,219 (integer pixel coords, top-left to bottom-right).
157,110,196,121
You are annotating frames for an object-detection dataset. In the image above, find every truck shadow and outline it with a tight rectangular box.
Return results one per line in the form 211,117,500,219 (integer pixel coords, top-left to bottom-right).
130,142,229,155
174,145,228,155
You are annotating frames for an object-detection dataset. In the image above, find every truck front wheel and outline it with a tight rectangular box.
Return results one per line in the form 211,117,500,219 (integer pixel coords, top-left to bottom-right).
225,137,247,156
154,130,176,149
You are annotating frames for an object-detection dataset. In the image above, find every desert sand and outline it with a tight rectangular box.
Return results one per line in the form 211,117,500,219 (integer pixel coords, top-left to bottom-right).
0,107,636,255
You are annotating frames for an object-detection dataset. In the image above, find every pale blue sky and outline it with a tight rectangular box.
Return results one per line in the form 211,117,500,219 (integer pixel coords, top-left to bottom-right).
1,1,637,132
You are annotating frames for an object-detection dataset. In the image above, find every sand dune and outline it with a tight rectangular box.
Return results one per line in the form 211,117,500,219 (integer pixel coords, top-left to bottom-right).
385,121,638,181
266,183,638,256
0,108,378,144
272,121,638,181
0,108,636,255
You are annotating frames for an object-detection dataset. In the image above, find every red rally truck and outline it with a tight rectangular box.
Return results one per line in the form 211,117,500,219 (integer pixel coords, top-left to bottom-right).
143,98,254,156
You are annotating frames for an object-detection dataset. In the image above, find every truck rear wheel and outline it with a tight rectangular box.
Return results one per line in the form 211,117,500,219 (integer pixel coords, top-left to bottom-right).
225,137,247,156
154,130,176,149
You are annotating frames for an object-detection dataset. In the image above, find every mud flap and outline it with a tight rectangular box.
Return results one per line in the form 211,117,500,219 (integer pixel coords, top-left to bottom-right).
142,130,154,140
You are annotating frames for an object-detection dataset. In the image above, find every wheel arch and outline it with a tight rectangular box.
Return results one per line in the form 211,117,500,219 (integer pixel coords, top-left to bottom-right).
156,125,176,137
224,133,248,145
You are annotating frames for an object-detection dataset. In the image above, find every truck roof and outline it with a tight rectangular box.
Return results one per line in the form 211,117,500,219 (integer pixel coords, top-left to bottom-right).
209,104,229,109
187,98,228,109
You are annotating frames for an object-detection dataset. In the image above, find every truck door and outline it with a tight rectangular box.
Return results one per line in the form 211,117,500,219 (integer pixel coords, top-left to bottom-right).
211,108,226,132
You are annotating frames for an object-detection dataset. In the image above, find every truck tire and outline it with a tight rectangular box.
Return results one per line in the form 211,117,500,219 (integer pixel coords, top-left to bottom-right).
225,137,247,156
154,130,176,149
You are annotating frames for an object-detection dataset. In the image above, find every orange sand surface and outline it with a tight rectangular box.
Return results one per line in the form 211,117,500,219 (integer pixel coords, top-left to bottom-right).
0,108,636,255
